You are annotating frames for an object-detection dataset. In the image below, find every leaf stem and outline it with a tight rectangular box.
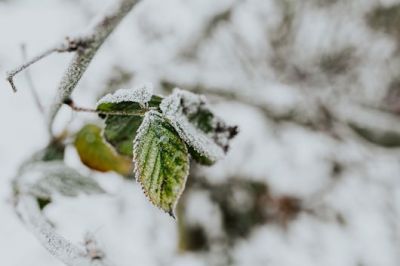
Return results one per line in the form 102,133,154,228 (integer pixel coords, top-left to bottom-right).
65,99,147,116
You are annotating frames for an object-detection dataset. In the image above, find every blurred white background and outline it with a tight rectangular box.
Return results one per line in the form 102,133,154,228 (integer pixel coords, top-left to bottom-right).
1,0,400,265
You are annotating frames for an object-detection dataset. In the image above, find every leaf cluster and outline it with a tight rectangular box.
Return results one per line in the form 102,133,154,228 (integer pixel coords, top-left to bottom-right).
86,86,238,216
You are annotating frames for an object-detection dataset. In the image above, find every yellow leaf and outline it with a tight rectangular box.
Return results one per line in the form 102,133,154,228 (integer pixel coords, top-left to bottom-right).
75,124,132,176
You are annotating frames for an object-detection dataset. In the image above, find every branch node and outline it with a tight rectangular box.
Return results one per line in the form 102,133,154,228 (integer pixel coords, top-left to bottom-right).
59,36,93,53
84,233,105,261
63,97,73,106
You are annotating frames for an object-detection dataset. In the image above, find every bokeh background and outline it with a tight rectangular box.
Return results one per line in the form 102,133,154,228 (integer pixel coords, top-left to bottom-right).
1,0,400,265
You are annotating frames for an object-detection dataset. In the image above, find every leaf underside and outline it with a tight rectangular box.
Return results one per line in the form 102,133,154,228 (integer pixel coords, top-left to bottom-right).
134,111,189,217
20,161,105,200
97,95,163,157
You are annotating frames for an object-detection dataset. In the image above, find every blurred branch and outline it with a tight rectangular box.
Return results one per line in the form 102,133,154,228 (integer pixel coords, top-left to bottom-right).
5,0,140,135
12,151,112,266
47,0,140,134
162,80,400,149
180,6,233,59
13,168,112,266
7,1,142,265
15,194,112,266
160,80,337,132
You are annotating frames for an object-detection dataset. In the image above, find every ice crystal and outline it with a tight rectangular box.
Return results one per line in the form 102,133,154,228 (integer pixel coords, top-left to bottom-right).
169,116,225,161
97,83,154,106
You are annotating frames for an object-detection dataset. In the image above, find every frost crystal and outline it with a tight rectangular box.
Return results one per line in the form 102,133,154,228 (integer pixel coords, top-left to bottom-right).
161,89,207,117
160,88,236,163
97,83,154,106
170,116,225,161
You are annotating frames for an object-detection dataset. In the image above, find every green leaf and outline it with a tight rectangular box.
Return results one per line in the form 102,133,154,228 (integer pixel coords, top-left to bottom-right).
185,107,226,166
187,146,214,166
97,93,163,157
160,89,238,165
133,111,189,217
74,124,132,176
101,114,143,157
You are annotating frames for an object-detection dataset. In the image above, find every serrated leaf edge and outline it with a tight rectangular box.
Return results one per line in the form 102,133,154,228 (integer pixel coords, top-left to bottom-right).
166,116,224,162
133,110,190,218
96,83,154,107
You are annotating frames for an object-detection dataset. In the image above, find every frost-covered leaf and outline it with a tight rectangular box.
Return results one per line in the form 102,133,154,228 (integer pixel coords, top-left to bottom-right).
96,83,163,113
160,88,238,165
133,111,189,217
74,124,132,176
18,161,105,200
96,84,163,157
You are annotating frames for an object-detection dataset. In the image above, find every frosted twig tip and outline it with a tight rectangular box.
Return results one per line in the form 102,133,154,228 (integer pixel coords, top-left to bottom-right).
6,74,17,93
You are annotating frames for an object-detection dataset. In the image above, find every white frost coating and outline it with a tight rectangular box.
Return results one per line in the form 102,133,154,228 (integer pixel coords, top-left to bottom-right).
160,88,225,162
132,110,162,183
13,161,112,266
16,195,91,266
160,88,207,117
97,83,154,106
132,110,190,217
170,116,224,161
133,111,157,177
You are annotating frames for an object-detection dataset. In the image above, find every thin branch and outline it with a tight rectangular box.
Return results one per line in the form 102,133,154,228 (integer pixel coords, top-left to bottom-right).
47,0,140,134
6,46,62,92
20,44,45,113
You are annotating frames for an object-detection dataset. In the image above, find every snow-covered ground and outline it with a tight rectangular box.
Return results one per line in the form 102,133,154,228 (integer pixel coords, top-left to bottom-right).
1,0,400,265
